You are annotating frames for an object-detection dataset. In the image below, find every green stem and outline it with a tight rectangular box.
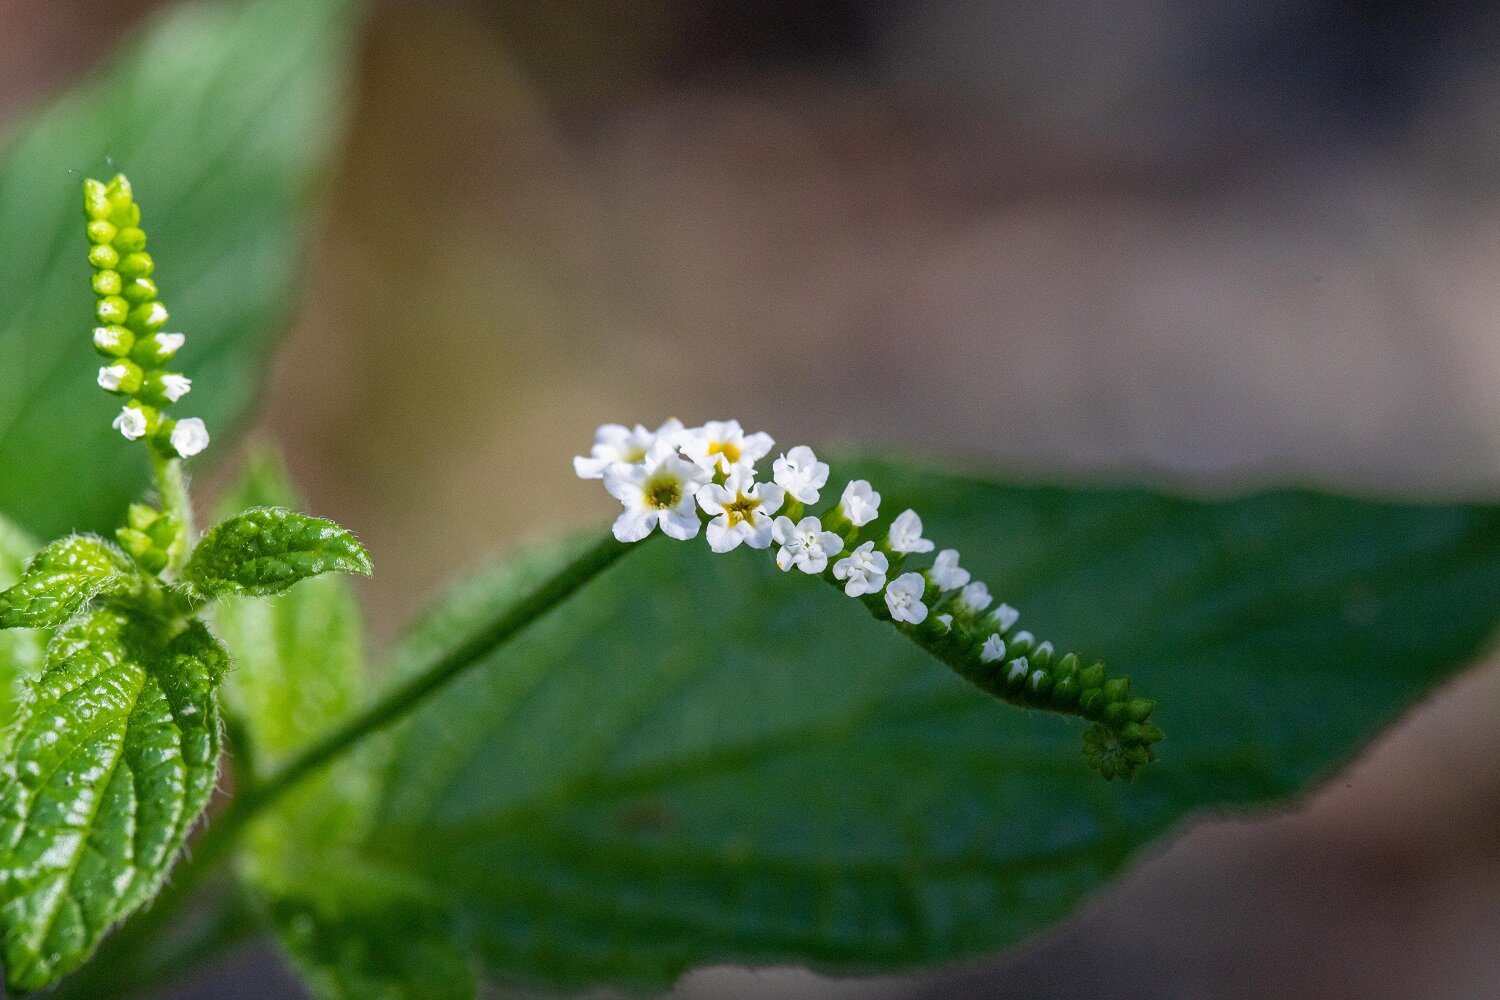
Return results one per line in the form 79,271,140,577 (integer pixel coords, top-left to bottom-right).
72,530,640,999
150,451,194,574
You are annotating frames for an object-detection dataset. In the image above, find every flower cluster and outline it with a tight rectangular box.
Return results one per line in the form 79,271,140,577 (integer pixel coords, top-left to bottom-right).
85,175,208,459
577,420,1163,779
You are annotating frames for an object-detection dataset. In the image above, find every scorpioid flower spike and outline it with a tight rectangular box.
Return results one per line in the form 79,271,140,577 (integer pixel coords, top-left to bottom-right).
85,174,208,459
576,419,1165,780
604,440,708,542
887,509,934,554
697,469,785,553
772,446,830,504
574,418,684,480
681,419,775,476
772,515,843,574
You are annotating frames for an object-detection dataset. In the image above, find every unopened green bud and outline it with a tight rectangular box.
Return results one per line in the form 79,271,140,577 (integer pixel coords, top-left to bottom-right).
127,301,168,332
91,270,123,297
96,296,130,324
1126,698,1155,722
126,504,158,532
108,200,140,230
1050,675,1079,706
84,179,111,218
114,226,147,253
1102,677,1130,704
86,219,118,245
1078,662,1106,690
122,277,158,303
115,526,153,558
1054,652,1080,680
88,244,120,269
1079,689,1105,719
104,174,132,203
93,325,134,358
117,252,153,279
147,513,179,549
1026,669,1052,697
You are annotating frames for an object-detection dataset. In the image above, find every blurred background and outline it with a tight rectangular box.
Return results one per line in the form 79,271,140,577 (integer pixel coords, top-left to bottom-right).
5,1,1500,997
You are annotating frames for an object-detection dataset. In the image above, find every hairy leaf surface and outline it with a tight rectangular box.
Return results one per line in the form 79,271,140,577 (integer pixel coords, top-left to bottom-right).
0,613,226,992
187,507,371,599
0,0,358,536
253,461,1500,995
0,535,136,630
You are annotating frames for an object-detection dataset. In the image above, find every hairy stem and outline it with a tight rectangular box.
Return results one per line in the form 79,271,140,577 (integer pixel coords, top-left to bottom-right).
150,451,194,574
70,531,641,998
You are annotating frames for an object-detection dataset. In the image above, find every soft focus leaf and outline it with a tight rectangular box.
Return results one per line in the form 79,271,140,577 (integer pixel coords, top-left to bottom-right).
186,506,371,599
0,535,137,630
0,518,44,730
258,460,1500,994
0,0,358,537
0,613,226,992
211,453,420,999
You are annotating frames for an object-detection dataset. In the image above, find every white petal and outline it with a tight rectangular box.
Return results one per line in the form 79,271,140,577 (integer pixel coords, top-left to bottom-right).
741,431,775,461
742,518,775,549
612,509,657,543
574,455,613,479
706,518,742,553
754,482,785,515
659,508,702,541
696,483,731,515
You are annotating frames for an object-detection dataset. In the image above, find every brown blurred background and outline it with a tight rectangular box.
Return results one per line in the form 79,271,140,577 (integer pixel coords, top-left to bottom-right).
6,1,1500,997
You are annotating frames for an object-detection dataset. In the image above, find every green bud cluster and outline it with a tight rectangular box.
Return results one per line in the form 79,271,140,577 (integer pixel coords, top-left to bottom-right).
85,174,206,458
115,503,183,575
844,531,1163,781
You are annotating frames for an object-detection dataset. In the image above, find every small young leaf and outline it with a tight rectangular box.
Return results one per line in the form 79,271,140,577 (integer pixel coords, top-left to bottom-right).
0,612,226,992
185,507,371,599
0,535,137,630
0,517,45,731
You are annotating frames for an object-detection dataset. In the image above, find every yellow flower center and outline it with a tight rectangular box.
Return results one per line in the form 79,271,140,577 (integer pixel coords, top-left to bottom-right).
645,475,682,510
724,492,761,526
707,439,741,465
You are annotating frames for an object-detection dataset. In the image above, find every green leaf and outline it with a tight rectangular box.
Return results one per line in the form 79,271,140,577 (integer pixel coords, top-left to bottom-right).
0,535,137,630
186,506,371,599
0,612,227,992
257,461,1500,994
0,0,358,537
0,517,45,731
209,452,428,1000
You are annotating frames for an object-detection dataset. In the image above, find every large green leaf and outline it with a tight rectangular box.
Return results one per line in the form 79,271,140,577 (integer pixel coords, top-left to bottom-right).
0,612,227,992
255,461,1500,996
0,0,358,537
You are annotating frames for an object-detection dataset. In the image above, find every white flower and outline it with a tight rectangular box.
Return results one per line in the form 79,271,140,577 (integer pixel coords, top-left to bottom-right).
574,419,684,479
959,581,992,614
935,613,953,633
681,419,774,475
696,468,785,553
772,515,843,574
980,634,1006,663
839,480,880,527
1007,658,1030,684
990,603,1020,631
1035,641,1054,657
1011,630,1035,648
97,364,130,391
887,509,934,554
139,302,168,328
884,572,928,624
771,446,829,504
930,549,970,591
169,417,210,457
603,440,708,542
112,406,147,440
152,332,186,357
160,374,192,402
832,541,889,597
